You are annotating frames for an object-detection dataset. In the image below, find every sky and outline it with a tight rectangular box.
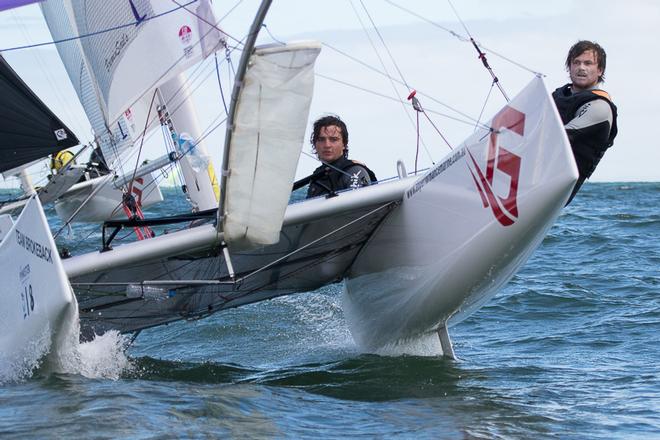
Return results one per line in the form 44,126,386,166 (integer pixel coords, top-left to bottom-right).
1,0,658,185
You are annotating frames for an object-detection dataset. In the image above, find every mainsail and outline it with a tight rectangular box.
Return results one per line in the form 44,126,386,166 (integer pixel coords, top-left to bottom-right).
51,0,225,138
40,0,132,170
40,0,225,213
0,54,79,173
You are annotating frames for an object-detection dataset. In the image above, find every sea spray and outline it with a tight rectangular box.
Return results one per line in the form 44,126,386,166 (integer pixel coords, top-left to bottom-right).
43,294,132,380
0,325,51,384
374,333,443,357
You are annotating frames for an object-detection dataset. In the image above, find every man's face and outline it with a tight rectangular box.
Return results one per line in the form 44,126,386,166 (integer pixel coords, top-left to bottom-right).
569,50,603,92
315,125,345,162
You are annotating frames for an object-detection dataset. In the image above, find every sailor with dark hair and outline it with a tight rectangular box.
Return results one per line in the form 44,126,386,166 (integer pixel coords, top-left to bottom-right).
553,40,618,204
302,115,377,199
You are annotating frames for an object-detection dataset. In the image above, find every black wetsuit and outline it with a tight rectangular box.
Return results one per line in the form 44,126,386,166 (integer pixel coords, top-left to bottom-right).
552,84,618,203
305,157,377,199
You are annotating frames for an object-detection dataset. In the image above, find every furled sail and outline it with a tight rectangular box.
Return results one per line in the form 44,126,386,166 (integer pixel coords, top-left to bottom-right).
0,55,79,173
222,41,321,250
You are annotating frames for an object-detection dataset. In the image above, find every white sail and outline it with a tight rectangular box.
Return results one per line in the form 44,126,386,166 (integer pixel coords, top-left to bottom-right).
40,0,134,169
222,41,321,249
40,0,222,218
58,0,224,136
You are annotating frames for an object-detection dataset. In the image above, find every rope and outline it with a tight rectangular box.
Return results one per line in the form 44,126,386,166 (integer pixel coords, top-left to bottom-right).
407,90,453,158
320,43,491,130
300,151,361,181
348,0,434,165
127,90,158,197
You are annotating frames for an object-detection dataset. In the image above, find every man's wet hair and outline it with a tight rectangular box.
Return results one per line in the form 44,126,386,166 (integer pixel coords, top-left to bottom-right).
566,40,607,82
310,115,349,158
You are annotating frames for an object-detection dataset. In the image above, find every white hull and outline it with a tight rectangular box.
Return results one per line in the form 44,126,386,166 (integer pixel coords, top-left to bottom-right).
54,172,164,223
344,77,577,349
0,196,77,381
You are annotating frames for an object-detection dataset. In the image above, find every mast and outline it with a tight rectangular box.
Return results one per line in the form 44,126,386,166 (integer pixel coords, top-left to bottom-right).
217,0,273,230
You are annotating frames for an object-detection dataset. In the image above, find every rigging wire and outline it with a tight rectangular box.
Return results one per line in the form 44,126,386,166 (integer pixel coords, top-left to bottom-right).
320,42,490,130
314,73,481,128
349,0,434,164
357,0,410,91
214,53,229,116
0,0,244,53
127,91,158,199
446,0,509,102
474,81,496,132
382,0,543,76
261,23,285,45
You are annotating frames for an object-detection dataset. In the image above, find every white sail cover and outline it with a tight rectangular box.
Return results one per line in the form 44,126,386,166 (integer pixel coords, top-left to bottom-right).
42,0,224,166
0,196,77,381
223,41,321,250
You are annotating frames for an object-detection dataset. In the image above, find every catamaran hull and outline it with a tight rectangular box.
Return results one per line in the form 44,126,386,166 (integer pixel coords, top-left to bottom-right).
343,77,577,350
54,172,163,223
0,197,77,380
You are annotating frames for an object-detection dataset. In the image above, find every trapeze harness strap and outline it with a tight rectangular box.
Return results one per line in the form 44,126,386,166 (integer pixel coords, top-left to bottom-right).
552,84,618,179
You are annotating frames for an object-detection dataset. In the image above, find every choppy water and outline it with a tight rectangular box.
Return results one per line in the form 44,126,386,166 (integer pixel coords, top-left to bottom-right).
1,182,659,439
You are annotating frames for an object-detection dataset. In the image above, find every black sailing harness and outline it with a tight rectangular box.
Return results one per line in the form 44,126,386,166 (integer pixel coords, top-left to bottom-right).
552,84,619,179
293,156,378,198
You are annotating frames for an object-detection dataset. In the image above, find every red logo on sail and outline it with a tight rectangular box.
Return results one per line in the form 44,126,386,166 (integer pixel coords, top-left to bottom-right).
467,106,525,226
178,25,192,44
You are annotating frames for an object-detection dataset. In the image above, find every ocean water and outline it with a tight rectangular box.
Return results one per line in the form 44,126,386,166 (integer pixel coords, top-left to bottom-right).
1,182,658,439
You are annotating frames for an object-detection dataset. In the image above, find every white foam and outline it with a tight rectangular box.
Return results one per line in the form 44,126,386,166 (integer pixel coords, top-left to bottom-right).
44,309,132,380
1,298,132,383
372,332,443,357
0,325,51,384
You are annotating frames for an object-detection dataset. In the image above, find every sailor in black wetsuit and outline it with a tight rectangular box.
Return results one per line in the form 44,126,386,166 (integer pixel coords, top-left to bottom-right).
552,40,618,205
304,115,377,199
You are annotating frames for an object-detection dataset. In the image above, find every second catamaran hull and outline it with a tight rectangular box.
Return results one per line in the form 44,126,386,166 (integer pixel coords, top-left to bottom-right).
54,172,164,223
344,77,577,350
